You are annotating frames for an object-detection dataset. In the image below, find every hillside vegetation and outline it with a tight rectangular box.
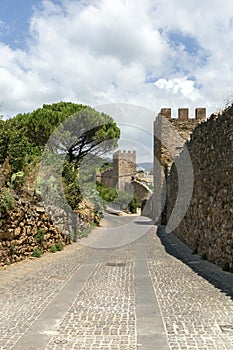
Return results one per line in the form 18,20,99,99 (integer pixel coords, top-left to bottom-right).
0,101,120,220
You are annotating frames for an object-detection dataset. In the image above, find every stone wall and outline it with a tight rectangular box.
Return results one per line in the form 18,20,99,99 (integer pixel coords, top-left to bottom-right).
0,196,97,267
153,107,206,221
165,105,233,268
131,180,152,203
97,150,137,191
98,167,115,188
0,198,71,267
98,150,152,211
154,108,206,170
131,180,154,218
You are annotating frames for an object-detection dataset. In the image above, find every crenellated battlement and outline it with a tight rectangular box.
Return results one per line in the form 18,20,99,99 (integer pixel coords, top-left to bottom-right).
113,150,136,158
160,107,206,120
154,106,207,176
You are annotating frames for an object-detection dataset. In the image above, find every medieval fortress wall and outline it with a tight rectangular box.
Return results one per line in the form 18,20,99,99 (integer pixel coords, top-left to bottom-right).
154,107,206,170
154,105,233,268
97,167,115,188
99,150,152,204
154,107,206,223
99,150,137,191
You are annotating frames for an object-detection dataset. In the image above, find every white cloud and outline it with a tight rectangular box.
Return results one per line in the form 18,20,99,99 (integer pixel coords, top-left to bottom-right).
155,77,201,101
0,0,232,123
69,0,166,67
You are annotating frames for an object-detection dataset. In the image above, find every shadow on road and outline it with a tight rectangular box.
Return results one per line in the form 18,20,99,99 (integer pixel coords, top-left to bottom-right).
157,225,233,301
133,220,154,226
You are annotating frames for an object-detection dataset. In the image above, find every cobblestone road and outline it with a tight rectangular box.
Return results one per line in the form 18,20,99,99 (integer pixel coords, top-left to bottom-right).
45,247,136,350
147,227,233,350
0,216,233,350
0,244,93,350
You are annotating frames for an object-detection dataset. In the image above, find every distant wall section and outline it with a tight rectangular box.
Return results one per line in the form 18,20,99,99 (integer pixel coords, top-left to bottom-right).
98,167,115,188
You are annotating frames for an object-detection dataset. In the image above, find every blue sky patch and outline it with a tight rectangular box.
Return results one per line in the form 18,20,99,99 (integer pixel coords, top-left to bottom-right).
168,31,201,55
0,0,42,49
168,30,209,66
145,72,164,84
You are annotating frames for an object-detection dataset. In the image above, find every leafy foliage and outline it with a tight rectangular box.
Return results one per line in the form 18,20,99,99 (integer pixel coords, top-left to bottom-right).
62,161,82,210
50,245,57,253
99,161,113,172
56,242,64,251
114,191,132,209
8,171,25,190
32,247,43,258
47,106,120,170
0,102,91,174
129,194,140,213
96,181,118,202
0,188,15,215
34,228,46,243
0,102,120,214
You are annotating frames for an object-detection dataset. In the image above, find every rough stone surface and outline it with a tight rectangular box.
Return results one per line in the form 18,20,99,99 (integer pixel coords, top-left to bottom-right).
0,243,92,350
0,222,233,350
131,180,152,203
99,150,137,192
154,108,206,170
45,245,137,350
153,107,206,222
0,192,100,268
147,227,233,350
0,198,71,267
97,167,114,189
166,105,233,268
113,150,136,192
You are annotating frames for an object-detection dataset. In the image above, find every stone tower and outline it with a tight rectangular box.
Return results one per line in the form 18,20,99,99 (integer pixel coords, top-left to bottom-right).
154,107,206,171
113,150,136,191
153,107,206,222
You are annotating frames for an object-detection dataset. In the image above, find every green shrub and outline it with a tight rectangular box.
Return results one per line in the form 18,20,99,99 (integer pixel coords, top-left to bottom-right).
9,244,15,254
114,191,132,209
223,262,230,271
50,245,57,253
99,161,113,172
96,181,117,202
34,228,45,242
55,242,63,251
8,171,25,190
201,252,207,260
62,162,83,209
32,247,42,258
129,195,140,214
0,188,15,215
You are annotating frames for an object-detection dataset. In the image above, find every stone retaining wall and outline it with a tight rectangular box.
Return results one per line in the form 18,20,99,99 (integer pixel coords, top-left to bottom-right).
0,197,72,267
166,105,233,268
131,180,152,203
98,167,114,188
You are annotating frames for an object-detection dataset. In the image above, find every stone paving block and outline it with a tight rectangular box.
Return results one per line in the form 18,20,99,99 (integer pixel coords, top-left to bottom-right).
146,227,233,350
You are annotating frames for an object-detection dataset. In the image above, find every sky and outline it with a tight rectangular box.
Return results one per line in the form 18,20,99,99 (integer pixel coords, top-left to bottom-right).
0,0,233,162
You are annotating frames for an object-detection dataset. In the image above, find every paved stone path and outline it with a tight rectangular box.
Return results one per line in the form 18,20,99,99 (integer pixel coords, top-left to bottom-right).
147,227,233,350
0,243,93,350
0,215,233,350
